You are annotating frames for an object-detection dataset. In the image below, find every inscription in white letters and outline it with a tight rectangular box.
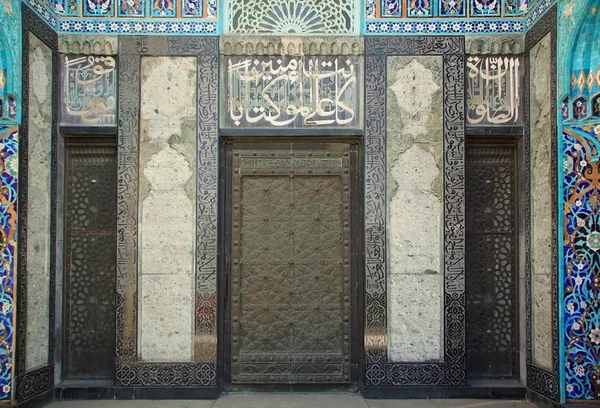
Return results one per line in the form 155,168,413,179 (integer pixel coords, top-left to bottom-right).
466,56,523,125
225,56,360,128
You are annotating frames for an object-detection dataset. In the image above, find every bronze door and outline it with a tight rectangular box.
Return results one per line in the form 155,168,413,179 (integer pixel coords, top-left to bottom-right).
465,140,519,380
226,141,356,384
63,139,117,380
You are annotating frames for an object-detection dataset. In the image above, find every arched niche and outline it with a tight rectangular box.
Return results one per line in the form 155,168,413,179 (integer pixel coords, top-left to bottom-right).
566,1,600,122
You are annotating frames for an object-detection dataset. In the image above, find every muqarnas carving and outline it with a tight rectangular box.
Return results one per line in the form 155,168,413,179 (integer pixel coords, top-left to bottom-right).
61,55,117,126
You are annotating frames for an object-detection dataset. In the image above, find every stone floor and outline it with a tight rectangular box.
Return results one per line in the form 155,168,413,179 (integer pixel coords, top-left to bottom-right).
44,394,536,408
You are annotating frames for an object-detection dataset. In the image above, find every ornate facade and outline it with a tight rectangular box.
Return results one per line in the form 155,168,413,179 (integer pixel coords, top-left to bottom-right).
0,0,598,407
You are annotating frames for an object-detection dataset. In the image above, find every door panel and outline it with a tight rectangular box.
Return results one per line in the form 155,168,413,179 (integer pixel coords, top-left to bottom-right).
228,142,354,384
465,141,519,380
64,140,117,380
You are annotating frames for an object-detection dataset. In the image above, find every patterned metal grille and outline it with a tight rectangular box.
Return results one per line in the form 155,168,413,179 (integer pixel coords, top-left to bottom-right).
229,145,352,384
465,142,518,379
64,143,117,380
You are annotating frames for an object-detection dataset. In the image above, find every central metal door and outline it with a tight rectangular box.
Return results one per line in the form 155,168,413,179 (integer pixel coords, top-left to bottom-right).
226,141,356,385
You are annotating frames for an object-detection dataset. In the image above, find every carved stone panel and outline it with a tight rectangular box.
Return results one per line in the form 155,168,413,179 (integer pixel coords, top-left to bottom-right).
222,56,361,130
229,144,352,384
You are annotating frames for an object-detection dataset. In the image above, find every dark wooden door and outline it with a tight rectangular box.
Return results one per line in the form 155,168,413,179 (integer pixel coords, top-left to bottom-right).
226,141,357,385
63,139,117,380
465,140,519,380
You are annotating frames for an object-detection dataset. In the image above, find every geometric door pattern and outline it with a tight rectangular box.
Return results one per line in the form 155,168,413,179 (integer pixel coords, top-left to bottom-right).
229,143,352,384
465,142,518,380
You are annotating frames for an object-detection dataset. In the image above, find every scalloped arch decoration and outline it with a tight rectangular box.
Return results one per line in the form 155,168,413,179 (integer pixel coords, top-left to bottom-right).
226,0,358,34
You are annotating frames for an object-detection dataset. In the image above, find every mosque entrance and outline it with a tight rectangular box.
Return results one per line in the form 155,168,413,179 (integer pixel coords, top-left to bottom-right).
223,139,360,386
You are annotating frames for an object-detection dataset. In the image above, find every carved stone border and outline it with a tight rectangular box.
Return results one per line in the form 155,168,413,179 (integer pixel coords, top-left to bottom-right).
116,37,218,387
364,37,466,387
524,6,560,402
15,4,58,403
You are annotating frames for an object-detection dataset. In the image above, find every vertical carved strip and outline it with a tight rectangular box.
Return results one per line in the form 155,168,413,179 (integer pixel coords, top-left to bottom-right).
364,53,387,383
443,53,466,371
116,52,140,369
194,54,218,385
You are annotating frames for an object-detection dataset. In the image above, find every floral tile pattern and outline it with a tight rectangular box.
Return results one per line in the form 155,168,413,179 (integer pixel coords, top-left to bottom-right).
0,126,18,404
563,124,600,400
365,0,555,34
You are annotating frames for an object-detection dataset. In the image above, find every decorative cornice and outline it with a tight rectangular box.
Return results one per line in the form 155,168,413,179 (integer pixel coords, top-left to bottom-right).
58,35,117,54
466,35,524,54
364,19,525,35
220,36,364,56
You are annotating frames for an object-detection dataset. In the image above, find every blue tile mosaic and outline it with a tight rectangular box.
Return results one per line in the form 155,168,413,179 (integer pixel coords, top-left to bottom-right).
382,0,402,17
365,19,523,34
0,0,21,125
118,0,144,17
408,0,433,16
362,0,554,34
504,0,529,15
26,0,217,35
439,0,466,16
0,126,18,404
151,0,176,17
83,0,113,16
525,0,557,29
471,0,501,16
57,18,217,33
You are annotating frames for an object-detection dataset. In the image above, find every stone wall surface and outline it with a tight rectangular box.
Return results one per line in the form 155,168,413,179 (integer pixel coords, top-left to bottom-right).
386,56,444,363
529,32,553,371
25,33,53,371
138,56,197,363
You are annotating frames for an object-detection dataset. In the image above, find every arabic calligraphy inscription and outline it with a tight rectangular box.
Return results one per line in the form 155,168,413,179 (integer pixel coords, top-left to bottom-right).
466,55,523,126
223,56,361,129
61,55,117,126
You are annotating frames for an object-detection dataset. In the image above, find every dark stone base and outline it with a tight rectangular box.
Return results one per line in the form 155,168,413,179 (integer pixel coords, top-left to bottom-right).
55,386,219,400
15,389,53,408
364,383,526,400
526,389,563,408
